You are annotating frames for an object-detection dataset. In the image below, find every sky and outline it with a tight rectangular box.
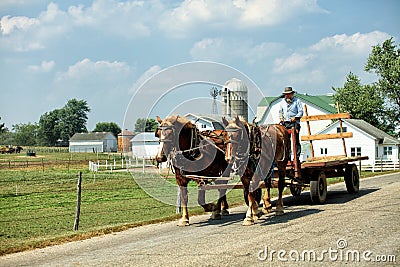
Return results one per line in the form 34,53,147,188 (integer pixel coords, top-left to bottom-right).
0,0,399,132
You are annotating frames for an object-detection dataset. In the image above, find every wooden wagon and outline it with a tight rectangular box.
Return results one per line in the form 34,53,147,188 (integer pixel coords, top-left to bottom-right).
195,104,369,205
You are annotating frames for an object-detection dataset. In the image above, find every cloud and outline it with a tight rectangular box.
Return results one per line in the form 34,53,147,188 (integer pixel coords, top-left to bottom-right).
160,0,327,38
274,53,314,73
129,65,162,93
56,58,131,82
310,31,391,55
271,31,392,90
190,37,285,64
27,60,55,72
0,3,70,51
0,1,163,52
67,0,165,38
0,15,39,35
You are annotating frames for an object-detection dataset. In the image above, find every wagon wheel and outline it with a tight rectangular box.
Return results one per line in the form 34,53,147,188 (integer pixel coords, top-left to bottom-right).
243,188,262,206
310,170,327,204
290,184,302,197
344,164,359,194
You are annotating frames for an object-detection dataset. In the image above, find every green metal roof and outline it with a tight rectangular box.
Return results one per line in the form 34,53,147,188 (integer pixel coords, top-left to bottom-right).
69,132,115,141
258,93,337,114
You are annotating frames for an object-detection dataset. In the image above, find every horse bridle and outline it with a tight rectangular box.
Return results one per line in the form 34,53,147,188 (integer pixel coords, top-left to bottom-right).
157,123,201,160
226,125,250,173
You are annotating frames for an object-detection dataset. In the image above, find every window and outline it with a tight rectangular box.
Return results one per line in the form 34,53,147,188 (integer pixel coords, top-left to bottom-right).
337,127,347,133
320,148,328,155
384,147,392,156
201,124,207,129
351,147,361,157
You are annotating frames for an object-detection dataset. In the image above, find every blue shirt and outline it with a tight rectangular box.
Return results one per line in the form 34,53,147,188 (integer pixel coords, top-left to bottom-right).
279,97,303,124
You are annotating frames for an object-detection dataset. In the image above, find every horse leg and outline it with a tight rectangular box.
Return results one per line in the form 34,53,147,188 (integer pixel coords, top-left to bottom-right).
262,185,272,214
210,189,223,220
275,168,285,215
198,187,216,212
220,193,230,216
218,180,229,216
262,162,274,214
178,185,190,226
243,190,259,226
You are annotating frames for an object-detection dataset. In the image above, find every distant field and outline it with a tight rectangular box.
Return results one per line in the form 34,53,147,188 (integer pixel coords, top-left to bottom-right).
0,148,396,256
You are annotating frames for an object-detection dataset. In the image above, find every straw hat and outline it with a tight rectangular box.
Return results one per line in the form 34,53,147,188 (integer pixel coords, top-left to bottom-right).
282,86,295,94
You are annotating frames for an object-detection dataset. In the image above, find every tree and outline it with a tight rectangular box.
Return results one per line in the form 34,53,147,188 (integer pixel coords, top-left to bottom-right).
134,118,158,132
365,37,400,135
333,72,393,133
59,99,90,141
12,123,38,146
93,122,121,138
37,109,62,146
38,99,90,146
0,117,5,134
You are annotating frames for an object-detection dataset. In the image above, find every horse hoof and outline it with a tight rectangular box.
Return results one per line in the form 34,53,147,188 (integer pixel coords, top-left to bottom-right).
242,217,254,226
252,215,259,222
210,212,222,220
275,210,284,216
177,219,190,226
262,207,272,214
221,209,230,216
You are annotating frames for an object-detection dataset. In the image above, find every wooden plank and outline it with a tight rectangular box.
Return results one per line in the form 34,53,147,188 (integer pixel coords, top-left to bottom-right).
302,156,369,169
301,132,353,141
306,155,347,162
185,175,232,181
304,104,315,158
300,113,351,122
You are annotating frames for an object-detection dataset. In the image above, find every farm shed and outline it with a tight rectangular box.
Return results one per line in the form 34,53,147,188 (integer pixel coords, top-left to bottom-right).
131,132,159,158
118,129,135,152
307,119,400,169
185,113,226,131
69,132,117,153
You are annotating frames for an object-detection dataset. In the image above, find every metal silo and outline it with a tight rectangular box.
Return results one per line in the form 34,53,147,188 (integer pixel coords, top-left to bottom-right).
221,78,248,122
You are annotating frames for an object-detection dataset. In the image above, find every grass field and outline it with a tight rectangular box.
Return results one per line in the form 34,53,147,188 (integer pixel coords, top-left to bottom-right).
0,150,246,255
0,149,397,256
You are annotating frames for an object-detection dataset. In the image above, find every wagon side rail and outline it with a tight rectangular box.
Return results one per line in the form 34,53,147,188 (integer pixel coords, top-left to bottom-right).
300,104,353,160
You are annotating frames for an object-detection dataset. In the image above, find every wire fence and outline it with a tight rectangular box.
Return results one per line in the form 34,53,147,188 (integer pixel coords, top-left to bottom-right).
0,161,243,255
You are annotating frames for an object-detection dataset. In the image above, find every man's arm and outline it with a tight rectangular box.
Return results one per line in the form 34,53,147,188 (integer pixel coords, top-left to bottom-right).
295,98,303,119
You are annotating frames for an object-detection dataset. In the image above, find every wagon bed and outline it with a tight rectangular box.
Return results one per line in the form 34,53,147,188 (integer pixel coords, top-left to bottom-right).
196,105,369,205
301,155,368,169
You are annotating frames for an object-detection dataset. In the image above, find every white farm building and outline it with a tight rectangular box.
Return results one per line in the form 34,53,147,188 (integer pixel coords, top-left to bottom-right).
309,119,400,169
69,132,117,153
131,132,160,158
185,113,226,131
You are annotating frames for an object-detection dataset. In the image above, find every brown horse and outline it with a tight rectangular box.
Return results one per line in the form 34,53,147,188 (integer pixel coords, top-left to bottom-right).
155,115,231,226
223,116,290,226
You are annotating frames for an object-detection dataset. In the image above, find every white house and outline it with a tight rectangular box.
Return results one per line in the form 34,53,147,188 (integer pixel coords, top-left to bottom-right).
69,132,117,153
307,119,400,168
131,132,160,158
185,113,226,131
256,93,337,137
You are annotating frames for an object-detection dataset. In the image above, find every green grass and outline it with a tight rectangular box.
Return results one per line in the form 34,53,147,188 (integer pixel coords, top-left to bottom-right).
0,166,245,255
0,150,398,256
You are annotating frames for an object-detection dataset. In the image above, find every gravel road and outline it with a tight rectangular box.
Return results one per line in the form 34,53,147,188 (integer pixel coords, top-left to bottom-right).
1,172,399,266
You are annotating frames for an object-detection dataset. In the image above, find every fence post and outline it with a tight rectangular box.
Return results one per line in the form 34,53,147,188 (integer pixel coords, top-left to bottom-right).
73,171,82,231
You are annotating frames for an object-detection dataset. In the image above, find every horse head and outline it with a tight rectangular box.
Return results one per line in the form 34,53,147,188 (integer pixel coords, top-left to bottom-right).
155,115,197,164
222,116,250,173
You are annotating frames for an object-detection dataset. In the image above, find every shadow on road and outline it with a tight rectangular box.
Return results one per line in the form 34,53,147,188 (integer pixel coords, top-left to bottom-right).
280,188,379,207
191,187,379,227
259,208,321,226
